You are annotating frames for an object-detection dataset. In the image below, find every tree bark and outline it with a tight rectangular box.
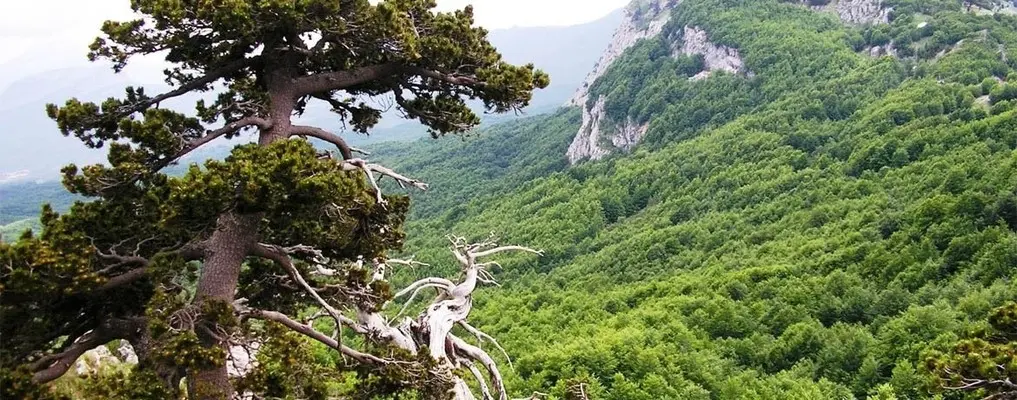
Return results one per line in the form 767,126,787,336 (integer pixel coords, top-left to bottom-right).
187,52,296,399
188,212,261,400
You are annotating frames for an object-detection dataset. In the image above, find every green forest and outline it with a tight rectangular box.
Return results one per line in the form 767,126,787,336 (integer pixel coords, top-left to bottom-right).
379,0,1017,398
2,0,1016,399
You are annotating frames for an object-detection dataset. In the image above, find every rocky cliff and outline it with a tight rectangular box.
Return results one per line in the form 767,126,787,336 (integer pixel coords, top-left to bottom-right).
566,0,749,164
797,0,891,25
567,0,675,108
676,26,747,81
565,0,675,163
830,0,891,25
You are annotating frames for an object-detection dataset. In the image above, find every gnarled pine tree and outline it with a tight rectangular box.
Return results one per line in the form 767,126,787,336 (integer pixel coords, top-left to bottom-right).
0,1,548,399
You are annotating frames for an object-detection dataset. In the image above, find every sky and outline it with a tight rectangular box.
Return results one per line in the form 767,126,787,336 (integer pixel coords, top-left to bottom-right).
0,0,628,87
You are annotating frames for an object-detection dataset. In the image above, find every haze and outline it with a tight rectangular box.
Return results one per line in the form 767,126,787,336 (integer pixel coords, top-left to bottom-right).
0,0,627,90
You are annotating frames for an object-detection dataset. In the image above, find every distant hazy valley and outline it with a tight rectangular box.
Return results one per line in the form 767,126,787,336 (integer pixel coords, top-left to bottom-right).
0,8,622,183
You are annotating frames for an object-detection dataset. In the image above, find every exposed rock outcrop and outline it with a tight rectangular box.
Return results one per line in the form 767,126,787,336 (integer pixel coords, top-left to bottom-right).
967,0,1017,15
74,345,122,376
566,17,749,163
611,117,650,150
227,341,260,378
566,0,676,163
866,43,898,57
566,97,614,162
568,0,676,108
675,26,746,80
116,340,138,364
69,340,256,380
833,0,891,24
799,0,891,25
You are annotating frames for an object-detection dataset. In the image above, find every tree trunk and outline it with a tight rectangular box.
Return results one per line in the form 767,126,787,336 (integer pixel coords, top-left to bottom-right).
188,212,261,400
188,54,297,399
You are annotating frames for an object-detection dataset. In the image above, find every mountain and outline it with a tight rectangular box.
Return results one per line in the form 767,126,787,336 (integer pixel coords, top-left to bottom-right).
0,10,621,182
362,0,1017,398
0,66,138,177
4,0,1017,398
489,9,625,92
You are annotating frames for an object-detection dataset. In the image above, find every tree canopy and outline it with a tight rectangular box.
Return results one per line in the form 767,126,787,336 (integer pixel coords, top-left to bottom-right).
1,1,548,399
5,0,1017,399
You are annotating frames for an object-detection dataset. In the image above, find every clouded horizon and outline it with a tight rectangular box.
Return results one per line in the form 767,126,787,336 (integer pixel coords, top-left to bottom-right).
0,0,627,90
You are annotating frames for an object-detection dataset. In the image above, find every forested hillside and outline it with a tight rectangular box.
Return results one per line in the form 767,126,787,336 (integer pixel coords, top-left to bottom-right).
3,0,1017,398
369,0,1017,398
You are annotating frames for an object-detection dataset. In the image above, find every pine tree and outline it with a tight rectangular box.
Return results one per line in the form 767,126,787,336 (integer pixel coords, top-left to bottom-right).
0,1,548,399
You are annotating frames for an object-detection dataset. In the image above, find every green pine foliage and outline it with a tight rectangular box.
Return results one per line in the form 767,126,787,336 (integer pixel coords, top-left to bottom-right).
924,302,1016,399
4,0,1017,398
2,0,551,398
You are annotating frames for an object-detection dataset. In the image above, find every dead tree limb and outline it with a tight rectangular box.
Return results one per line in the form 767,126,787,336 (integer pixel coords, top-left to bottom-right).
245,233,539,400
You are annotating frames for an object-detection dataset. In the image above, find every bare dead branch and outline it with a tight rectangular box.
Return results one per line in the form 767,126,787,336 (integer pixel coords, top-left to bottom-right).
943,377,1017,393
462,359,494,400
394,278,456,298
251,244,347,331
339,159,428,205
472,246,543,259
450,334,508,400
511,393,551,400
240,234,537,400
453,377,481,400
459,321,513,370
394,284,447,320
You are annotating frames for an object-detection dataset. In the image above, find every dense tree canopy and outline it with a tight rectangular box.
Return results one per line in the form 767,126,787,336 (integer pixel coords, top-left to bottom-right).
364,0,1017,398
4,0,1017,399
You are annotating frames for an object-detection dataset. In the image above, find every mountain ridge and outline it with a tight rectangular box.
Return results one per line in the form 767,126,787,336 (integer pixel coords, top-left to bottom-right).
0,9,622,182
3,0,1017,398
371,0,1017,397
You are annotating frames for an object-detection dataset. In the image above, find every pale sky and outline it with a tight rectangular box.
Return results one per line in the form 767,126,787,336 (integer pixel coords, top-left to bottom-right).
0,0,628,83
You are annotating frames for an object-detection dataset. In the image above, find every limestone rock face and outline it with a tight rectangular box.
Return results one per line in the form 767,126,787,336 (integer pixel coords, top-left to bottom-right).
832,0,891,25
799,0,891,25
568,0,676,108
116,340,138,364
566,96,614,163
227,342,261,378
675,26,746,80
967,0,1017,15
74,345,121,376
566,0,677,163
611,117,650,151
866,43,898,58
566,15,749,164
68,339,257,380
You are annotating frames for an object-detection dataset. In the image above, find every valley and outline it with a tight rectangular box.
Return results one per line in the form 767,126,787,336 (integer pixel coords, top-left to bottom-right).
376,0,1017,397
2,0,1016,399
